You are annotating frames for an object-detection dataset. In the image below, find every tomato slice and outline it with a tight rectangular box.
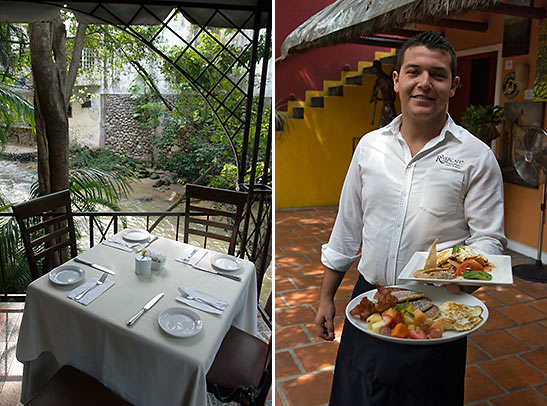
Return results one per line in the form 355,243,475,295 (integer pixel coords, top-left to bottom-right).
408,329,427,339
456,259,484,276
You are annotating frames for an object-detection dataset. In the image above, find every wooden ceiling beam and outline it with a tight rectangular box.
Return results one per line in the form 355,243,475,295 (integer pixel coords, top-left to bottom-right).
354,35,407,48
487,3,546,19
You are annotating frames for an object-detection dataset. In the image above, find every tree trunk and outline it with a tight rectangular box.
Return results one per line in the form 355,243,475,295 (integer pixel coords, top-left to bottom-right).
29,16,87,195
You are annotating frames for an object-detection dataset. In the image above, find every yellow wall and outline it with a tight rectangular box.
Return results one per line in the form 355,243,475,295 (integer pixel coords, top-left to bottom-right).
276,75,377,208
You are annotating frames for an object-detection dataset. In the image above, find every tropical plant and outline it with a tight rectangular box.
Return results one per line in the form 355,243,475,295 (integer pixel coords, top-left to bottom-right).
461,105,504,139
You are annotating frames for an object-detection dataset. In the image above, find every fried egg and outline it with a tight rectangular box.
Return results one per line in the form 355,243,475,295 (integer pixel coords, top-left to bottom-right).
437,245,488,264
437,301,483,331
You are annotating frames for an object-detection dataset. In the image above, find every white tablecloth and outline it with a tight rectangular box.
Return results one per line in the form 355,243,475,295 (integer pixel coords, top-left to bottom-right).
16,235,258,406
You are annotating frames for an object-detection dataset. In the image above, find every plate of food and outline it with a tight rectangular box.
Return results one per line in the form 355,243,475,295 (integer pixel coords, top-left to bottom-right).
345,284,488,345
121,228,150,243
398,240,512,286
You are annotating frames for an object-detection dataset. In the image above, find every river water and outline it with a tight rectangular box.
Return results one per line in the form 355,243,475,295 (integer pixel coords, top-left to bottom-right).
0,160,271,303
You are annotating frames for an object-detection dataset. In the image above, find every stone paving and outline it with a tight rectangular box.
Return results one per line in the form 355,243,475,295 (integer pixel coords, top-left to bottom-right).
275,207,547,406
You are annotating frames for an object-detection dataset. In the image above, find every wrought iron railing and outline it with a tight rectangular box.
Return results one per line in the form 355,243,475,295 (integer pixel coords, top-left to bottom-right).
0,209,271,301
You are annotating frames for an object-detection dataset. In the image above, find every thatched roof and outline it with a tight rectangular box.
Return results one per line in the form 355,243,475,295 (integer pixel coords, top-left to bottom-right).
281,0,501,57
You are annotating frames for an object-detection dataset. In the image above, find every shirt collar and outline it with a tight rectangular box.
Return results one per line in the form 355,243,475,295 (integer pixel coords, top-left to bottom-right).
386,113,463,143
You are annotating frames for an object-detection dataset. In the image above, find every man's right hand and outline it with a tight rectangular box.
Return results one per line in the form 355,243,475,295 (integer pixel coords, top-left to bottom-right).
315,298,336,341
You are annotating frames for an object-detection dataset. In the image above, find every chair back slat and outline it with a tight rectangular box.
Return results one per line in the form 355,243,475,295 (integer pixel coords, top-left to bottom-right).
184,184,247,256
12,190,77,280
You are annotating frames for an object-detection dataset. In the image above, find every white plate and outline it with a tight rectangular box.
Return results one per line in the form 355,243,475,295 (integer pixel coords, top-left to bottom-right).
398,252,513,286
345,284,489,345
210,254,241,272
49,264,85,285
158,307,203,338
121,229,150,243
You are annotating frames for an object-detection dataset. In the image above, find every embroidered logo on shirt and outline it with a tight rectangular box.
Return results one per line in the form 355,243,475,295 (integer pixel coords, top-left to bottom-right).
436,154,464,168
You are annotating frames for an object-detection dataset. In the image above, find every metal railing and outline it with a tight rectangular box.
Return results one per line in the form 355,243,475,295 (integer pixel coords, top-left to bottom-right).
0,209,271,301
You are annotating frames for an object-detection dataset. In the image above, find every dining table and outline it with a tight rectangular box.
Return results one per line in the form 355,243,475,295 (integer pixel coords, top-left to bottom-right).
16,231,258,406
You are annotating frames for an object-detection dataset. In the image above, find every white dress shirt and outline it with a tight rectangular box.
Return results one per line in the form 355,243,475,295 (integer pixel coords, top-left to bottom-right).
321,114,507,286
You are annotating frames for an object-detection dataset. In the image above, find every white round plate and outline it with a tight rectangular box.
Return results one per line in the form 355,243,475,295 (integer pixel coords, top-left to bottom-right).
121,229,150,243
158,307,203,338
345,284,488,345
210,254,241,272
49,264,85,285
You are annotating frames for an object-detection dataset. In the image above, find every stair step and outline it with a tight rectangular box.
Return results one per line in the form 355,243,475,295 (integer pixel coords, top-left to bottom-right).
328,86,344,97
346,75,363,85
293,107,304,119
310,96,324,108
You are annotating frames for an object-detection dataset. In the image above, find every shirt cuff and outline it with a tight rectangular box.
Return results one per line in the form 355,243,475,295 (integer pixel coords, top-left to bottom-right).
321,244,360,272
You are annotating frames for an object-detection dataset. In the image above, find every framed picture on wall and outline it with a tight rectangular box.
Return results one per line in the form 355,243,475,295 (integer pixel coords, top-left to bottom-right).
499,102,545,187
502,0,531,57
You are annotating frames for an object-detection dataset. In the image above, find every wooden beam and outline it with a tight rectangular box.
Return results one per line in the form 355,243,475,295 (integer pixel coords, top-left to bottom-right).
431,18,489,32
354,35,407,48
487,3,546,19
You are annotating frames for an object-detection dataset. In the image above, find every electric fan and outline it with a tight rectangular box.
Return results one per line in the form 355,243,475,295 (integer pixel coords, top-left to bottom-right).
512,125,547,282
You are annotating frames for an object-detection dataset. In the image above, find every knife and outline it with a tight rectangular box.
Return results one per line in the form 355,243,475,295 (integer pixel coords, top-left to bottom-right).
127,292,164,326
189,264,241,282
74,258,116,275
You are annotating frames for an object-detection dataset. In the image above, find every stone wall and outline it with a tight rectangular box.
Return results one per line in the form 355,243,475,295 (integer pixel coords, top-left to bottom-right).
103,94,154,162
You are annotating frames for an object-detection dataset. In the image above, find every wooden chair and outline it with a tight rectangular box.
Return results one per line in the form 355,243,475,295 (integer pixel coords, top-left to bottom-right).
12,189,77,280
206,292,272,406
184,184,247,255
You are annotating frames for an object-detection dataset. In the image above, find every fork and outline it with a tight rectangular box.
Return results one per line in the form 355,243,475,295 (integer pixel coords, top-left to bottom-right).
75,273,108,301
177,287,225,311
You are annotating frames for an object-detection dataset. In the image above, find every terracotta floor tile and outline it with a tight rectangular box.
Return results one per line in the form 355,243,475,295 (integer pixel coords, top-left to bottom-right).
300,263,324,275
520,347,547,374
294,341,339,372
276,325,312,350
466,341,491,365
277,255,312,268
282,288,321,306
537,383,547,397
276,306,316,327
514,279,547,299
275,351,302,380
480,356,545,391
507,322,547,349
334,298,351,316
487,286,535,305
490,388,547,406
475,291,505,309
276,294,288,309
281,245,319,256
291,274,324,289
470,331,529,358
276,230,299,239
276,278,297,292
481,309,518,332
530,298,547,314
497,303,546,324
276,266,304,279
464,366,504,403
275,388,283,406
280,370,334,406
344,270,360,283
287,236,323,247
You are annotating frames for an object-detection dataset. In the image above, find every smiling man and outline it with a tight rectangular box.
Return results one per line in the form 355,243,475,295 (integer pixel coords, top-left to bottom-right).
314,32,506,405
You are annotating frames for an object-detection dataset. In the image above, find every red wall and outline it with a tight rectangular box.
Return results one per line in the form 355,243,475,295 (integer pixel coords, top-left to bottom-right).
275,0,391,110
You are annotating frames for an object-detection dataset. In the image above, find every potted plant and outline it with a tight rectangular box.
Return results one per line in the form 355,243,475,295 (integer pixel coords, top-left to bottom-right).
461,105,504,144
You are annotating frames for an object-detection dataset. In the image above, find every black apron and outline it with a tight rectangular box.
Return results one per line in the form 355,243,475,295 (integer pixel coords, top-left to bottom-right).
329,275,467,406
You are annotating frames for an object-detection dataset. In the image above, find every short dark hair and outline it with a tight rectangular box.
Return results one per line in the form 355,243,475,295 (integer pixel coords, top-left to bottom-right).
396,31,457,79
372,60,382,68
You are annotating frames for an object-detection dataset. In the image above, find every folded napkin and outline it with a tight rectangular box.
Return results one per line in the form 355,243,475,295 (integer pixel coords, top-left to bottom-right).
176,287,228,315
175,246,208,266
68,276,115,306
103,234,157,253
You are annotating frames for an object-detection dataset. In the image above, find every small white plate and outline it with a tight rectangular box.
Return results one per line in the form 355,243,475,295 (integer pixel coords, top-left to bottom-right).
398,252,513,286
210,254,241,272
49,265,85,285
121,229,150,243
158,307,203,338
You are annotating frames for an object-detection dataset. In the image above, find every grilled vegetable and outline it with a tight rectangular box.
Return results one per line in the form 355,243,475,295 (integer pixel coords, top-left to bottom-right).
462,270,492,280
